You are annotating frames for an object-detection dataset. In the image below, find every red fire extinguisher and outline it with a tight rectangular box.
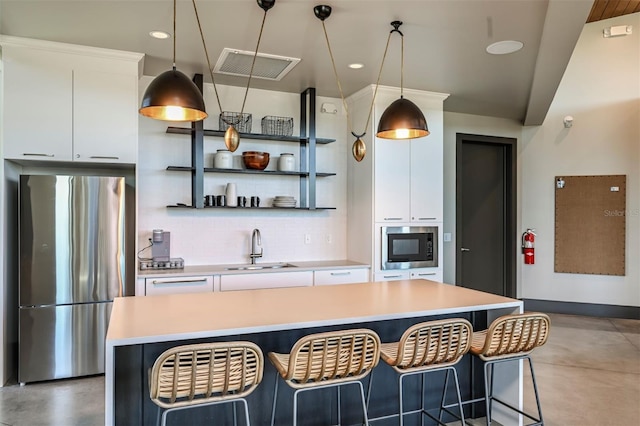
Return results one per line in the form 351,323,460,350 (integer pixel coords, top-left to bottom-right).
522,229,536,264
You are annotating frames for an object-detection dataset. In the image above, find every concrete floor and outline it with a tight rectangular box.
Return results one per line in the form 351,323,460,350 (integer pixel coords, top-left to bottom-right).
0,313,638,425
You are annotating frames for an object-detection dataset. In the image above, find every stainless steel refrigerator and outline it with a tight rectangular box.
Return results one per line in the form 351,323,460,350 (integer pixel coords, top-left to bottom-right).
19,175,127,384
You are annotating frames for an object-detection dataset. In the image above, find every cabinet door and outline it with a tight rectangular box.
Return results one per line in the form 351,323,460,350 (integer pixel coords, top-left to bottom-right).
2,48,73,161
410,137,443,222
314,268,370,286
374,139,411,222
73,70,138,163
220,271,313,291
145,276,214,296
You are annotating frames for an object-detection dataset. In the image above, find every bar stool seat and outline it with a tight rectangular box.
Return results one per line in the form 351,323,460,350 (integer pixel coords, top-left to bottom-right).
268,328,381,426
149,341,263,426
467,312,550,426
370,318,472,426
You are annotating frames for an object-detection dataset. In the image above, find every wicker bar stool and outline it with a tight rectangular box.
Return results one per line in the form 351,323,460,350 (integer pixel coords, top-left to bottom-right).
268,328,381,426
149,341,264,426
465,312,550,426
368,318,472,426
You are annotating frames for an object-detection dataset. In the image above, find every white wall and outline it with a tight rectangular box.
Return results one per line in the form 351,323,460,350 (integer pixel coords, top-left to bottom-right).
521,14,640,307
137,78,348,266
442,113,523,288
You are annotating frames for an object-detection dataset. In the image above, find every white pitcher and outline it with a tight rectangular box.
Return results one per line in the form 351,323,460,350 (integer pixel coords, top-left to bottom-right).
225,183,237,207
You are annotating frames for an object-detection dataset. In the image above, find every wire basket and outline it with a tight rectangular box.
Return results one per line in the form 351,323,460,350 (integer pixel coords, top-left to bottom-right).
219,112,252,133
261,116,294,137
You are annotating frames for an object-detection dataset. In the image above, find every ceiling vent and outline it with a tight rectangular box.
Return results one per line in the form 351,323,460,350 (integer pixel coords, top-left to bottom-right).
213,48,300,81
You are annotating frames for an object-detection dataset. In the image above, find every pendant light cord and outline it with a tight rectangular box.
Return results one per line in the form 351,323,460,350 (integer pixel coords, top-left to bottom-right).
172,0,177,69
193,0,270,125
240,9,268,119
192,0,223,114
321,20,393,138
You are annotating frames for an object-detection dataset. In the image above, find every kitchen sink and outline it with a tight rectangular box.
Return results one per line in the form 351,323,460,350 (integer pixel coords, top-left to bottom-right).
224,263,297,271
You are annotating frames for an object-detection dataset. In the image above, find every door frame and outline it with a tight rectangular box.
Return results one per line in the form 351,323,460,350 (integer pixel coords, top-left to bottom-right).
455,133,517,298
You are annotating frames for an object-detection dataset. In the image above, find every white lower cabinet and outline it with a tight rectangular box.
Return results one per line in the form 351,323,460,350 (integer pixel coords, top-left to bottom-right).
220,271,313,291
410,269,443,283
314,268,370,286
374,271,411,282
145,276,216,296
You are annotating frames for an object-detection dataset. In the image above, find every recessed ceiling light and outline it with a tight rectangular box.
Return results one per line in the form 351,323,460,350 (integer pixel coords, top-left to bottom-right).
348,63,364,69
486,40,523,55
149,30,170,40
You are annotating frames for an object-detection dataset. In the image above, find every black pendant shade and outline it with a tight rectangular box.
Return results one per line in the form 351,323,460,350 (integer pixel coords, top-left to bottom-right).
139,68,207,122
376,96,429,139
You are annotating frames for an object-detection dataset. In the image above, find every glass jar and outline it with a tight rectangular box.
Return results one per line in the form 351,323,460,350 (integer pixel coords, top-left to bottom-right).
278,153,295,172
214,149,232,169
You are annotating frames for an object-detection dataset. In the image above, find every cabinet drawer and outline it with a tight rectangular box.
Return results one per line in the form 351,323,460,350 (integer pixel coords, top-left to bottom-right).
314,268,370,286
410,269,443,283
145,276,214,296
220,271,313,291
374,271,411,282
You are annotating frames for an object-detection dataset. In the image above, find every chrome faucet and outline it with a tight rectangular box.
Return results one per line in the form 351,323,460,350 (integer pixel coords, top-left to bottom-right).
249,228,263,264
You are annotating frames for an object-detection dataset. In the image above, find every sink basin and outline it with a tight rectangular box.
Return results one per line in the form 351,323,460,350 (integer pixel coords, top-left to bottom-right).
225,262,297,271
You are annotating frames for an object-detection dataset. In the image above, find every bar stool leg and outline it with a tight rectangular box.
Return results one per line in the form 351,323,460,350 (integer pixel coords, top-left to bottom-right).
438,369,450,423
337,385,342,425
451,367,466,426
270,374,279,426
356,381,371,426
399,374,406,426
233,400,238,426
527,356,544,424
484,362,492,426
421,373,426,426
239,399,251,426
366,371,374,409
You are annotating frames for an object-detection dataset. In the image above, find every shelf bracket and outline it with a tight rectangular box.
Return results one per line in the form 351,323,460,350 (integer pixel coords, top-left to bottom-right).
191,74,204,209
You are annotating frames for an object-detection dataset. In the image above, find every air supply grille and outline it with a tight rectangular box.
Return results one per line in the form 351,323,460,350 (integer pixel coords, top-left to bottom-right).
213,48,300,81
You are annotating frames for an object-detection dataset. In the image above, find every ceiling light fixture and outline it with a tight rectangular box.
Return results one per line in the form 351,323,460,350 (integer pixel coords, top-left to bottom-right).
376,21,429,140
314,5,395,161
149,30,170,40
139,0,207,122
486,40,523,55
193,0,275,152
348,63,364,69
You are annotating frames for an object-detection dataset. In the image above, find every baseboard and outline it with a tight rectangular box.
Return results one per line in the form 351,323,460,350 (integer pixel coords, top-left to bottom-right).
523,299,640,320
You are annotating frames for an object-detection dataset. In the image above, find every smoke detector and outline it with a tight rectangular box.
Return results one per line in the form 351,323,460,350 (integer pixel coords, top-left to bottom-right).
213,48,300,81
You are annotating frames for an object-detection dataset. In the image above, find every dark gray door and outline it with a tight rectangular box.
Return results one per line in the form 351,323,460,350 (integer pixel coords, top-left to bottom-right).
456,134,516,297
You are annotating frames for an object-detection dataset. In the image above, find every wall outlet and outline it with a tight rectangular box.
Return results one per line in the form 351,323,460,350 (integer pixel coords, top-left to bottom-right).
326,234,332,244
443,232,452,242
305,234,311,244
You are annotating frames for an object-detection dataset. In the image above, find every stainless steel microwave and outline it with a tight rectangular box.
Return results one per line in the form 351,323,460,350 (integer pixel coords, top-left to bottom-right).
381,226,438,270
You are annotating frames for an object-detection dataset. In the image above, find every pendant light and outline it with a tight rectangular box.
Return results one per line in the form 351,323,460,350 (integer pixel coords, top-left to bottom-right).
314,5,395,161
139,0,207,122
376,21,429,139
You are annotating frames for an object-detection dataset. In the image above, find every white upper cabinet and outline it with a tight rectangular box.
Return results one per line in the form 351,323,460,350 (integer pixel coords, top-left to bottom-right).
73,70,139,163
409,107,444,222
2,48,73,161
1,36,144,164
374,139,411,222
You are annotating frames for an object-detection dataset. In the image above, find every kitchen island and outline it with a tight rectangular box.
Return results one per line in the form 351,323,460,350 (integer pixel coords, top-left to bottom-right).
105,279,522,425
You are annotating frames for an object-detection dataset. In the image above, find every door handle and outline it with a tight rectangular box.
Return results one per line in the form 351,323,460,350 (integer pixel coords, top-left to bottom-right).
23,153,54,157
330,272,351,276
460,247,471,252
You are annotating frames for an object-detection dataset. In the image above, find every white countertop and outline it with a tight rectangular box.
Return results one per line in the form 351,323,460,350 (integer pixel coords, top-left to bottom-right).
137,259,369,278
106,279,521,347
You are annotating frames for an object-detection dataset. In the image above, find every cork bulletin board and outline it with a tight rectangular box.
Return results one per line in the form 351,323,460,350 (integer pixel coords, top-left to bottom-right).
554,175,626,276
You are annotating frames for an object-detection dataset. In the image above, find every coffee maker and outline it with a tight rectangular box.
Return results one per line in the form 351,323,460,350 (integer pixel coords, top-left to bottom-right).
151,229,171,261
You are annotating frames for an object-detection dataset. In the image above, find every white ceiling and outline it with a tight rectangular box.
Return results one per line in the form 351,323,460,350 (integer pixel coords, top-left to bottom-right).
0,0,596,125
